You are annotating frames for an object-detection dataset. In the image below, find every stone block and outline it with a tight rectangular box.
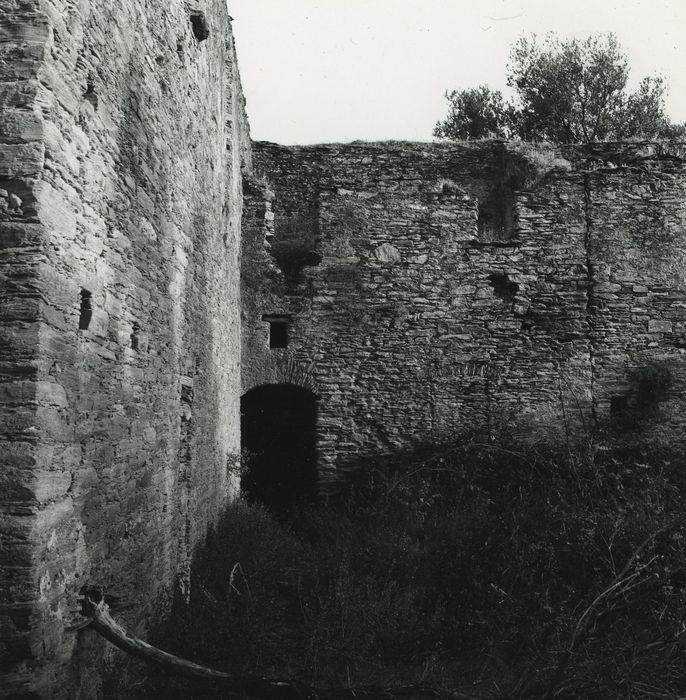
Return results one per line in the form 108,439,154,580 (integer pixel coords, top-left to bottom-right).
648,320,673,333
374,242,401,263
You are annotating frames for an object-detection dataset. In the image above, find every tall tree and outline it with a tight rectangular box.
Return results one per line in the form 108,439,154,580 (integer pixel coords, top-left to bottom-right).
434,33,685,143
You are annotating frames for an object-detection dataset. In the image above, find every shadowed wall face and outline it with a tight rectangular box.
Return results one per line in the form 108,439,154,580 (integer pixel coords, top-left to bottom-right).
0,0,250,696
241,385,318,512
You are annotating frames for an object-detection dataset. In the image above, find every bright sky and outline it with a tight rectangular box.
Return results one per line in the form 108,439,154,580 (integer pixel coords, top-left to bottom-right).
227,0,686,145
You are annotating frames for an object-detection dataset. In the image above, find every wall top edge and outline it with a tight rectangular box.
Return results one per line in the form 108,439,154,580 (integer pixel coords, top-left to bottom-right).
252,139,686,164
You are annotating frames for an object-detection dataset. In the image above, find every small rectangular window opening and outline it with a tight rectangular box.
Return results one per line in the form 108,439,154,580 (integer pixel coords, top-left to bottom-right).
263,314,291,349
79,289,92,330
269,321,288,348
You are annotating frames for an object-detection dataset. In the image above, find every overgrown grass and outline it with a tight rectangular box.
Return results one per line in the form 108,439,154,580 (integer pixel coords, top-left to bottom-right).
140,440,686,699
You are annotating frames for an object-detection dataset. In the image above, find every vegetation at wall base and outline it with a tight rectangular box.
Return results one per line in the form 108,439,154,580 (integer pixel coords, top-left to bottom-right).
139,439,686,699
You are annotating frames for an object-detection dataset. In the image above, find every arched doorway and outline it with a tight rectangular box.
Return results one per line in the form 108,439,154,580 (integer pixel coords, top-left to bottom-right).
240,384,318,512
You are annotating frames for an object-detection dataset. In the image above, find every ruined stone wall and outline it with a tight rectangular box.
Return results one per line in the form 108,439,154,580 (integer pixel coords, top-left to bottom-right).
249,141,686,488
582,144,686,440
0,1,249,696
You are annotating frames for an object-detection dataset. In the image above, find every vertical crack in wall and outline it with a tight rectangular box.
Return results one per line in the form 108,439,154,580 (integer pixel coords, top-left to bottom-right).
582,172,599,428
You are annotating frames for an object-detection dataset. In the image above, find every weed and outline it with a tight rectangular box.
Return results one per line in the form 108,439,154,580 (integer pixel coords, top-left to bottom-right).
139,440,686,699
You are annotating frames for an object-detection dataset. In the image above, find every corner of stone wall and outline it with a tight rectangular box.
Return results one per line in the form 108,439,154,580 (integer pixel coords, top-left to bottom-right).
1,0,250,696
0,1,54,695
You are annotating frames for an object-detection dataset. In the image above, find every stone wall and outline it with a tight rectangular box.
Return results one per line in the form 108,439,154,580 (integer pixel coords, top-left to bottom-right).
0,1,249,696
583,144,686,439
3,2,686,690
249,141,686,489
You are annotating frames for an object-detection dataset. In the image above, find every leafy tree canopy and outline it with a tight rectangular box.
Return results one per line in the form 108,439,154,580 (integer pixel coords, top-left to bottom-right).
434,33,686,143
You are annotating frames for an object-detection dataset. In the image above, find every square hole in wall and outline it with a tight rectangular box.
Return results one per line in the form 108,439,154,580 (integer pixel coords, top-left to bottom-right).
263,314,291,349
189,10,209,42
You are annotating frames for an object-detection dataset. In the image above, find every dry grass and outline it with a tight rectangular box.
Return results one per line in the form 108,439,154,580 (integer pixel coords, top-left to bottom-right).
139,439,686,699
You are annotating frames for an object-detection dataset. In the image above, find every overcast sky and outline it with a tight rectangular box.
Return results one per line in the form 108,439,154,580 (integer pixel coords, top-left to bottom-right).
227,0,686,145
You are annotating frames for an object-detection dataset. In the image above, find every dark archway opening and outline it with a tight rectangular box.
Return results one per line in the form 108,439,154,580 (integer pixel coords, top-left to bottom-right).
240,384,318,514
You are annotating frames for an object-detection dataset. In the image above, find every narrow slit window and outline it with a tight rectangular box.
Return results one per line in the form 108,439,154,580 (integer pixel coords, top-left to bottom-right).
131,322,140,351
79,289,92,330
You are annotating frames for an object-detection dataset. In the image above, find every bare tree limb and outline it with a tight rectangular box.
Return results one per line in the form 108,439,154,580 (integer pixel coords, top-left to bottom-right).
542,518,678,699
80,591,448,699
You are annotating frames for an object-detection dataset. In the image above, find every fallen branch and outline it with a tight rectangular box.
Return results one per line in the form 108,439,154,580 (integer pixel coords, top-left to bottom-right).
80,591,447,699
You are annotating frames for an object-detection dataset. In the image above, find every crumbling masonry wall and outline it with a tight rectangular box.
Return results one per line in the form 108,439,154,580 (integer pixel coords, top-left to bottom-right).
0,1,249,696
3,1,686,692
248,141,686,489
